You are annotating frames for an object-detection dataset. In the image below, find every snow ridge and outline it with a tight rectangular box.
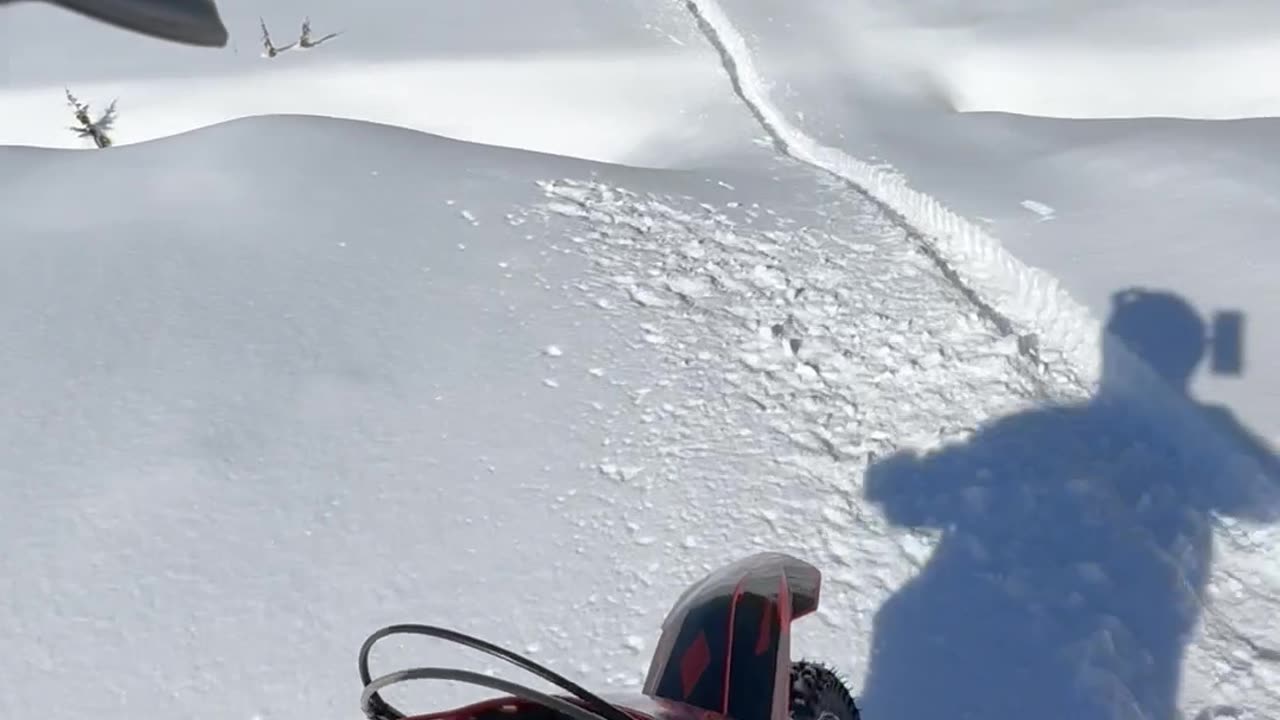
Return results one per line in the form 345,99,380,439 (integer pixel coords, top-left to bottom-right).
680,0,1099,394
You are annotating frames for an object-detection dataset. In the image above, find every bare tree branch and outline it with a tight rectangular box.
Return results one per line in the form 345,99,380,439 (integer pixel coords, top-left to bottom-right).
259,17,296,57
298,17,341,48
65,88,116,149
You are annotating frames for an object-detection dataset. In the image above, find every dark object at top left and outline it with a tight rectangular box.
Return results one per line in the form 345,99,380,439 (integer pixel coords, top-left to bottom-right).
5,0,229,47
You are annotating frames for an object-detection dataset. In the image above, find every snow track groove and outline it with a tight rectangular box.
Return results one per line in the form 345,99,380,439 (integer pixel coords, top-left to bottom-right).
679,0,1097,397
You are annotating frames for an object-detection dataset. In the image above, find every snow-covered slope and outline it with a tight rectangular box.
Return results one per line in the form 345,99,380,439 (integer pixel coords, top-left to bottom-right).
0,114,1035,718
5,110,1280,720
5,1,1280,720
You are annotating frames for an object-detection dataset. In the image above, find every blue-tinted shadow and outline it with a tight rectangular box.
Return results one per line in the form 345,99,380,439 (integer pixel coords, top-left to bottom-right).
858,288,1280,720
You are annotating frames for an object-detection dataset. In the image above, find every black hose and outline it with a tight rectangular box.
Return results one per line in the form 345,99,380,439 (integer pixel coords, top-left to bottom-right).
361,667,616,720
358,623,634,720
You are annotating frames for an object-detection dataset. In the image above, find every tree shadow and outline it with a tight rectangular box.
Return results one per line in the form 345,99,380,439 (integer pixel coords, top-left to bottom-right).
858,288,1280,720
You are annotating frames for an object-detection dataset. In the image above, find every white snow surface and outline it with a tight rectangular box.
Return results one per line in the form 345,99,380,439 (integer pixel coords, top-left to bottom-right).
0,0,763,168
3,2,1280,720
701,0,1280,450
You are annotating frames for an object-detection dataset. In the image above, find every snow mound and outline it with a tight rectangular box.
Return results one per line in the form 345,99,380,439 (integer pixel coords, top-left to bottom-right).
941,38,1280,119
1,53,760,167
753,0,1280,120
0,114,1048,719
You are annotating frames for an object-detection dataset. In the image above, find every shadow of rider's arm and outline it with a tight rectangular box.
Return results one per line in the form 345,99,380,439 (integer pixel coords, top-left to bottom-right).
864,441,980,529
1199,405,1280,521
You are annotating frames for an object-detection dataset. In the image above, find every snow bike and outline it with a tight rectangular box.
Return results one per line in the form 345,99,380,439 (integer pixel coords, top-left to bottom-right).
358,552,862,720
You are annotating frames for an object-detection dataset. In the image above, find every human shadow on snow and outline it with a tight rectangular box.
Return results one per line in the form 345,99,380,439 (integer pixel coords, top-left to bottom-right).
858,287,1280,720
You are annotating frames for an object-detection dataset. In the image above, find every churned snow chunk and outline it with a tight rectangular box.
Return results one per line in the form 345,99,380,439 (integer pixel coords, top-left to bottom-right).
1020,199,1055,219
